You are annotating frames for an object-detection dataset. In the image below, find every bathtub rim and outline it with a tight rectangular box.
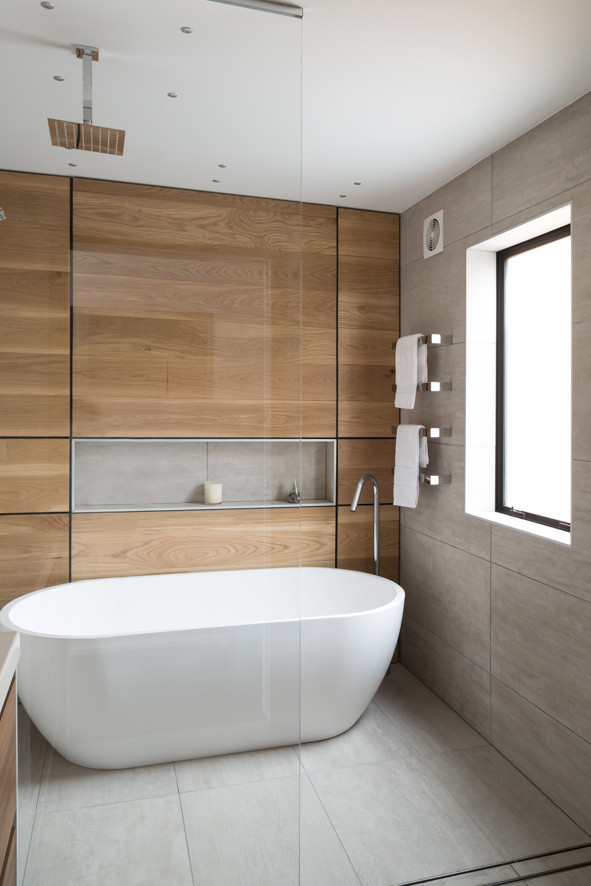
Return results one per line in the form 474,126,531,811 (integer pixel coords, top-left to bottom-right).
0,566,404,642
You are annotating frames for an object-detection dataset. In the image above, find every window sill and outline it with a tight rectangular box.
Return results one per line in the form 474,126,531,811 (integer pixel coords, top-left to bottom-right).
469,509,571,546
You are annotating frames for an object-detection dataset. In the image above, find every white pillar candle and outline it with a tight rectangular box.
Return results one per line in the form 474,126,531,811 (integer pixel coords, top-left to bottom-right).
204,481,223,504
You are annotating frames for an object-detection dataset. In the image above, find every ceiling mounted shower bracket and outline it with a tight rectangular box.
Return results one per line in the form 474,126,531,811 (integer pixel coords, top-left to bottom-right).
75,45,99,125
48,42,125,156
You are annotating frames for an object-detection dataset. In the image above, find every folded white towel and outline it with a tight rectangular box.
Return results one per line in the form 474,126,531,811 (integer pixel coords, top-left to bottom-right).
393,424,429,508
394,334,428,409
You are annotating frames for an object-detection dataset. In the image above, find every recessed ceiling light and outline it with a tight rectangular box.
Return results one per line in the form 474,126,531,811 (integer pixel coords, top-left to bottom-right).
340,194,347,198
212,179,220,183
68,162,77,167
180,26,193,33
167,92,178,98
354,181,361,186
40,1,54,8
53,75,64,81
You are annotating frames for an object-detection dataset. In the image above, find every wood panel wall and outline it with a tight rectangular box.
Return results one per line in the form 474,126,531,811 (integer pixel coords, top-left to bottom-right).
72,180,336,439
0,171,70,607
337,208,399,582
0,172,70,437
71,508,335,581
1,171,400,605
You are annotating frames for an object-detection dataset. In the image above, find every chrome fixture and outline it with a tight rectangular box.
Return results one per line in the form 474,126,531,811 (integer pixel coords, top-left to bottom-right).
350,474,380,576
207,0,303,18
48,45,125,156
419,474,451,485
0,209,6,221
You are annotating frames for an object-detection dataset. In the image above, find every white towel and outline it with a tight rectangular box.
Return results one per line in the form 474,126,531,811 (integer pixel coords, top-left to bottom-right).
393,424,429,508
394,334,428,409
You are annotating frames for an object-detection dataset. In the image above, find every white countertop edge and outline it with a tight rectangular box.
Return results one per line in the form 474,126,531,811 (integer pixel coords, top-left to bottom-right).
0,632,20,710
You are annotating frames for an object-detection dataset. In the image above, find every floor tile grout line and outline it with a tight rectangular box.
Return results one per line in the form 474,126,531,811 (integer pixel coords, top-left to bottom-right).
393,842,591,886
19,727,51,886
302,765,364,886
176,790,197,886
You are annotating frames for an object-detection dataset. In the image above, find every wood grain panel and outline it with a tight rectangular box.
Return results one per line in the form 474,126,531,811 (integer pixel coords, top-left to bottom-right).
0,439,69,514
71,507,336,580
337,505,399,582
0,515,69,609
0,267,70,436
338,402,397,439
0,172,69,271
338,439,395,505
0,825,16,886
338,209,400,260
73,181,336,439
0,680,16,882
337,208,399,439
74,183,335,255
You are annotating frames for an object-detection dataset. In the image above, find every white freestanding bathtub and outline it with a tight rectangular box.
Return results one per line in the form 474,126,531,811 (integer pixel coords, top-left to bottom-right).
0,566,404,769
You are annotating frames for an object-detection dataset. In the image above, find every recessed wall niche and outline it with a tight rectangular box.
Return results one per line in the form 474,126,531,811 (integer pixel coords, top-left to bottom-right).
73,439,336,512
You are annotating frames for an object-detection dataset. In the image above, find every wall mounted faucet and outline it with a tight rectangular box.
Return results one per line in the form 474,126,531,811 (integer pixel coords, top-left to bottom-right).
350,474,380,576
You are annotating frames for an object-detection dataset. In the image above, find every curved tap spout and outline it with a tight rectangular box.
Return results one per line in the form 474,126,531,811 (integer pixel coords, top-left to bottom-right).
350,474,380,576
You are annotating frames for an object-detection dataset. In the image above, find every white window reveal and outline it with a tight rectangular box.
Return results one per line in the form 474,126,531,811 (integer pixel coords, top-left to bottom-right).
466,205,572,545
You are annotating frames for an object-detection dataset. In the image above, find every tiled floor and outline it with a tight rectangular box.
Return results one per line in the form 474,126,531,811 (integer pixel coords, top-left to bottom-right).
17,665,591,886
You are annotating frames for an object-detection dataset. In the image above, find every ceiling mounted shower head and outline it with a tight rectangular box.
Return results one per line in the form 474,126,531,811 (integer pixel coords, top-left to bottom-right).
48,44,125,156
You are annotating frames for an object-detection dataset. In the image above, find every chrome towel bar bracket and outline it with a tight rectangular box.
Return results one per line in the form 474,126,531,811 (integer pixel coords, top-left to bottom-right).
419,473,451,485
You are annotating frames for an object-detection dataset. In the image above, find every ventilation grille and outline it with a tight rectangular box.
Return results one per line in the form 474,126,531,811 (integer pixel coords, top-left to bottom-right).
48,118,125,156
423,210,444,258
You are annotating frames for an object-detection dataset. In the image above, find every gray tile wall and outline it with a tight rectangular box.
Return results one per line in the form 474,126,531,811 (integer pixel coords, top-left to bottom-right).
399,91,591,833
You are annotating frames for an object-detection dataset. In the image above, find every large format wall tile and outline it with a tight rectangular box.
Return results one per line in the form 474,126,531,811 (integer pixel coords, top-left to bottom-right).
491,565,591,742
491,459,591,604
491,679,591,835
492,92,591,224
400,616,491,740
401,158,492,267
401,526,490,670
400,234,485,345
400,444,491,559
573,320,591,461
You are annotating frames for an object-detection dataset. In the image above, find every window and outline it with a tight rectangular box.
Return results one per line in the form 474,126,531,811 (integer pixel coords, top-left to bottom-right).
496,225,571,531
465,204,572,545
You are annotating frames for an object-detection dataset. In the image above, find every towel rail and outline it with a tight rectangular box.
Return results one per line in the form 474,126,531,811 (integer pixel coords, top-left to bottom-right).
421,333,452,345
419,473,451,485
392,333,452,350
392,381,452,393
420,427,451,438
420,381,452,392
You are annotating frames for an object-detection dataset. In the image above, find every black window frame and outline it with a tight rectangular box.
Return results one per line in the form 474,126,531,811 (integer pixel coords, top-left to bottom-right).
495,224,571,533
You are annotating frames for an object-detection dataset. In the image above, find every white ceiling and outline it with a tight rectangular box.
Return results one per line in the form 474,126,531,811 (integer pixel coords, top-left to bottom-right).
1,0,590,213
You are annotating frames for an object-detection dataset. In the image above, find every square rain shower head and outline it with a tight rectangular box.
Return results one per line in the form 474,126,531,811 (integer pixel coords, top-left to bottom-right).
48,118,125,156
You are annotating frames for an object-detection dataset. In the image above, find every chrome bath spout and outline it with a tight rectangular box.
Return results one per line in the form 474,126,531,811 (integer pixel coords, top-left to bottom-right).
350,474,380,576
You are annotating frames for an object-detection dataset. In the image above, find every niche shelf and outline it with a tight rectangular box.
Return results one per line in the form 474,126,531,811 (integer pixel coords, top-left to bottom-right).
72,438,336,513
